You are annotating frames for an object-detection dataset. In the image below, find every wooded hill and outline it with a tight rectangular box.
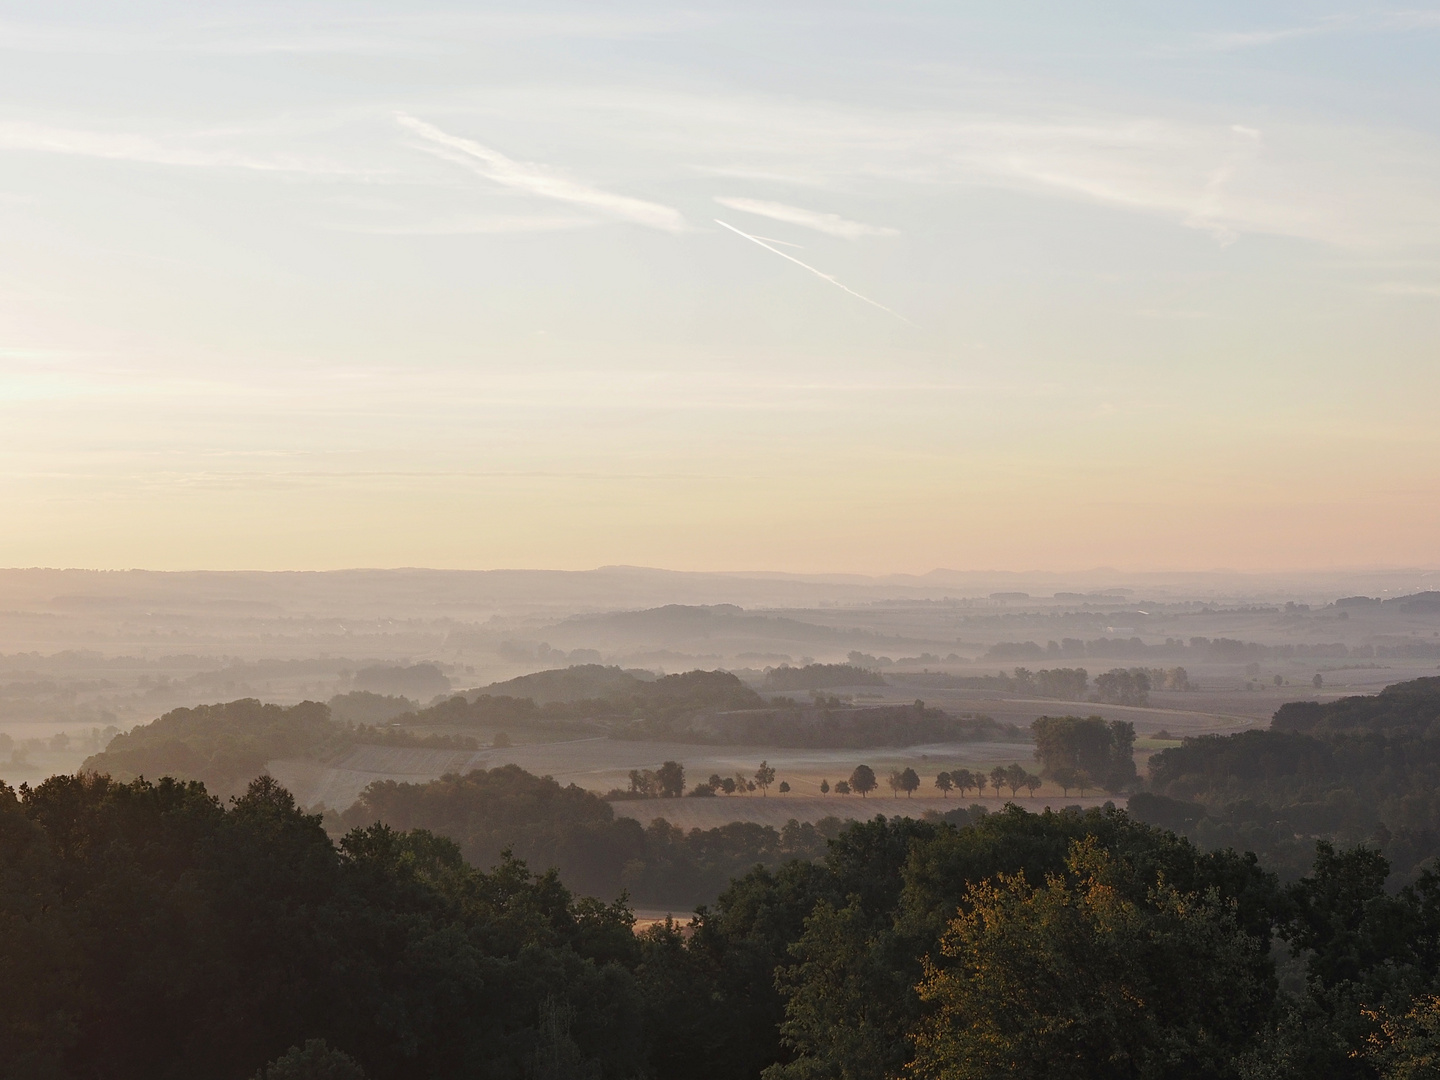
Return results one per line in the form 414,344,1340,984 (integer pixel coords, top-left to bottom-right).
1133,677,1440,880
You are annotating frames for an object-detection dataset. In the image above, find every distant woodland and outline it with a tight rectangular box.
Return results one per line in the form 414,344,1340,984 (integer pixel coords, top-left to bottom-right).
1131,676,1440,881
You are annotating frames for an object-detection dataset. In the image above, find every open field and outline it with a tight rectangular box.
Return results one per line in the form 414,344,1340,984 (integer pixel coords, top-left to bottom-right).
269,735,1106,816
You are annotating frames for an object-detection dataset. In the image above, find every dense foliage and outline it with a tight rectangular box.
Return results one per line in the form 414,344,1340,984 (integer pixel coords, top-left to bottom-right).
7,764,1440,1079
1138,677,1440,880
0,772,646,1080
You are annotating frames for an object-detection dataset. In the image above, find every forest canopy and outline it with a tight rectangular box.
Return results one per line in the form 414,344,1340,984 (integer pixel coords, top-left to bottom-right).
8,770,1440,1079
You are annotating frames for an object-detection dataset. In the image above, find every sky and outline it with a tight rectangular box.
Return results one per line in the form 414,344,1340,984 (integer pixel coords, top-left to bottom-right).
1,1,1438,574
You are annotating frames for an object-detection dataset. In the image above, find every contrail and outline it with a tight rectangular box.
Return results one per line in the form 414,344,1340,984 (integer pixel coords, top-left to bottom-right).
714,219,913,324
750,234,805,249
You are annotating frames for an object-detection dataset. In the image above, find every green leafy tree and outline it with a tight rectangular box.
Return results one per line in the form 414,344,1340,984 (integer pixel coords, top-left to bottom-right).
765,898,914,1080
850,765,877,799
820,779,830,795
910,838,1270,1080
898,768,920,798
1024,771,1041,798
778,781,790,795
1359,995,1440,1079
835,780,852,796
888,769,904,798
934,772,953,798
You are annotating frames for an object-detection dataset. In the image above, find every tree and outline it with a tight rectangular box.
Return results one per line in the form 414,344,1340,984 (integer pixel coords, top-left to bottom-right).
820,779,830,795
720,776,737,795
1024,771,1041,798
778,781,790,795
1004,763,1026,798
734,773,750,795
989,766,1007,799
1092,668,1151,707
952,769,975,799
934,772,954,798
835,780,852,796
910,839,1270,1080
1053,767,1077,798
1314,673,1324,689
849,765,877,799
888,769,903,798
1359,995,1440,1079
628,769,658,798
656,760,685,798
1031,715,1137,793
755,761,776,797
898,768,920,798
254,1040,366,1080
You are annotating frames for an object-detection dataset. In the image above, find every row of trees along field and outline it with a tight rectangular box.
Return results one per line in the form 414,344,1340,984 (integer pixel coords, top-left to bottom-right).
615,761,1049,801
7,771,1440,1080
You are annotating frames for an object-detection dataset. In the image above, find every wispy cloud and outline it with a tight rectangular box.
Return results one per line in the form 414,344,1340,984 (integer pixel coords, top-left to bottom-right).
396,114,686,232
714,196,897,239
715,219,911,324
0,119,354,174
542,84,1440,249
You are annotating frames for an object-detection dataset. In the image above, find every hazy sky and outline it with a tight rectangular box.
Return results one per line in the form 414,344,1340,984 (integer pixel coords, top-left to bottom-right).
2,1,1438,573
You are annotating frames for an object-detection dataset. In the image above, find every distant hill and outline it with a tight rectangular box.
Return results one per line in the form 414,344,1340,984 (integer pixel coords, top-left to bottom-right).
1271,676,1440,737
83,699,337,798
417,664,1013,748
418,667,766,729
1135,677,1440,880
84,698,476,799
469,663,652,705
